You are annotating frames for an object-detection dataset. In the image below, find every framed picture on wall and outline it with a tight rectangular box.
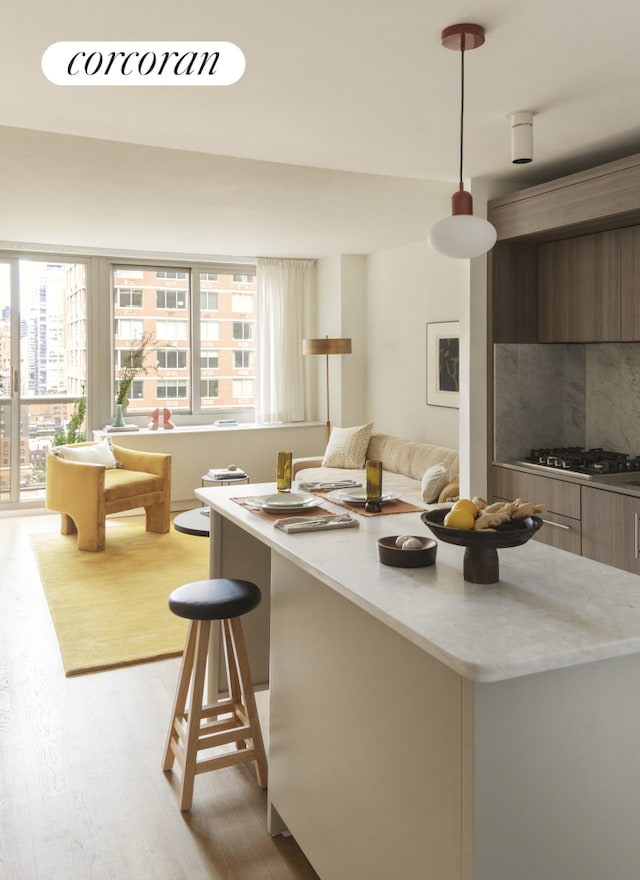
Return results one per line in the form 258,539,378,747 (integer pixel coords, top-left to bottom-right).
426,322,460,408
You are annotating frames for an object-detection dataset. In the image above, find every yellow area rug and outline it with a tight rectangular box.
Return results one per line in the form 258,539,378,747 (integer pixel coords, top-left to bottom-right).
30,516,209,676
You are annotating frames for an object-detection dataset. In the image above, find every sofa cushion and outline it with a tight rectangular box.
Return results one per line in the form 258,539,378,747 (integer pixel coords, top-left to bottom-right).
104,469,164,502
421,463,450,503
322,422,373,468
51,436,120,469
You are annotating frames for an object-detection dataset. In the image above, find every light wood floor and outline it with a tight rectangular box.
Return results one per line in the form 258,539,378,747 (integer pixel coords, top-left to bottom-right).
0,512,320,880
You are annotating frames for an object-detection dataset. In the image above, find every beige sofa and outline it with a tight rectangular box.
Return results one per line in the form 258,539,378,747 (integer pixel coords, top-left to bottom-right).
293,432,459,505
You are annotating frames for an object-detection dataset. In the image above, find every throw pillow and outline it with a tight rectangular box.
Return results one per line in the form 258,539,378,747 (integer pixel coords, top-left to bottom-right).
421,463,449,503
322,422,373,469
51,435,120,469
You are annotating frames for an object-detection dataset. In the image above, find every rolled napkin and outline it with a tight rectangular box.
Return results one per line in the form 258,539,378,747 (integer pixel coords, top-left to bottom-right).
274,513,359,534
297,479,362,491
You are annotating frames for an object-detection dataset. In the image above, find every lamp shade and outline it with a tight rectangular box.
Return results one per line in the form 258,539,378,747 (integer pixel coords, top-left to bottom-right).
428,214,497,260
302,338,352,356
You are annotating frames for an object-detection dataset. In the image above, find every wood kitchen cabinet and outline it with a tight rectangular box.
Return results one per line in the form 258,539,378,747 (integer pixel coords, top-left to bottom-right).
537,231,621,342
620,225,640,340
491,466,582,555
581,485,640,573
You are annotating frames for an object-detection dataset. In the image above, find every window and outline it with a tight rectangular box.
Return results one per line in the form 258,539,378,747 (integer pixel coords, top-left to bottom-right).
201,379,219,397
117,287,143,308
117,348,140,368
233,321,253,341
130,380,144,399
157,349,187,370
200,350,219,369
116,318,144,339
156,289,186,309
200,290,219,310
113,264,256,418
201,321,219,341
157,379,188,399
232,293,254,313
233,378,254,398
233,350,253,369
156,319,188,340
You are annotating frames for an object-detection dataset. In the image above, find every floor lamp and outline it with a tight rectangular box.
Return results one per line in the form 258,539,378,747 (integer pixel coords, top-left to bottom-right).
302,337,352,441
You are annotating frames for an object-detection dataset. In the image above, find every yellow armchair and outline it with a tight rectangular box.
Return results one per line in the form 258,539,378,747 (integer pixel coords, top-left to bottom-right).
46,442,172,551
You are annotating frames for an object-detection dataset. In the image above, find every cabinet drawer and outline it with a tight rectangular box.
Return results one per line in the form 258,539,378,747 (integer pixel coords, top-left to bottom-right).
491,466,581,519
492,496,580,555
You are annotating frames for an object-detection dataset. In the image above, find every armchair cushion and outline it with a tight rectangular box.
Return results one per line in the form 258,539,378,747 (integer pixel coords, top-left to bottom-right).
51,435,121,468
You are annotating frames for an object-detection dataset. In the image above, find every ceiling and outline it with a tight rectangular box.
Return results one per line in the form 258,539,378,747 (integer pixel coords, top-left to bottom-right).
3,0,640,256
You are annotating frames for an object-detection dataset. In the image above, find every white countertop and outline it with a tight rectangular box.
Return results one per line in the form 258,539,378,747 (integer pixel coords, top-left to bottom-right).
196,482,640,684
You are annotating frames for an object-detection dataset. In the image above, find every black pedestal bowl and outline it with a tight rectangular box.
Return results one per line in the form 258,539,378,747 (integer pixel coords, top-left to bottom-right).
420,508,543,584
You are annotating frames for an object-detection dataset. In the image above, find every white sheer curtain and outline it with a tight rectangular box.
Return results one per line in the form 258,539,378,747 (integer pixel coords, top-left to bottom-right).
256,257,315,424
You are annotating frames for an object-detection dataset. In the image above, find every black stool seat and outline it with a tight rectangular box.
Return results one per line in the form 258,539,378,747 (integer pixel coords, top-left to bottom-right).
168,578,261,621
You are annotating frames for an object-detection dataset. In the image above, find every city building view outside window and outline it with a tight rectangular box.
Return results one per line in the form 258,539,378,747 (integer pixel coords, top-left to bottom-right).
113,265,256,414
0,259,87,504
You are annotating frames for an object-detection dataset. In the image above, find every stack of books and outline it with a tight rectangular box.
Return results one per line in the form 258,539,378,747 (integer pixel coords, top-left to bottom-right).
207,467,247,480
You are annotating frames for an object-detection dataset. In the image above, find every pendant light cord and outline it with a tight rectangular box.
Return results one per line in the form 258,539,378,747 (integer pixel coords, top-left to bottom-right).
459,45,465,187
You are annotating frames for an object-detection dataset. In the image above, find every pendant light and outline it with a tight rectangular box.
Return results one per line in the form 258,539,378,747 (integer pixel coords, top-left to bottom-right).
428,23,497,260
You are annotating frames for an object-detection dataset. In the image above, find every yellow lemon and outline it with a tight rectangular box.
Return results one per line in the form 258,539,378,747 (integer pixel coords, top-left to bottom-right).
443,508,475,531
452,498,478,519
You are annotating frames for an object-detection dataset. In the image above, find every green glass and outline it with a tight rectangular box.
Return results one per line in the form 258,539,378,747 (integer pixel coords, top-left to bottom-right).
365,459,383,512
276,450,293,492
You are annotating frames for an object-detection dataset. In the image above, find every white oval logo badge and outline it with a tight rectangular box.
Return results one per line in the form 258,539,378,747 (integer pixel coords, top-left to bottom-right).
42,41,245,86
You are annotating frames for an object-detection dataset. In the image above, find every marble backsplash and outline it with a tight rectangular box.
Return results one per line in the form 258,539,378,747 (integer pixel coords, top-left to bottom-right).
494,343,640,461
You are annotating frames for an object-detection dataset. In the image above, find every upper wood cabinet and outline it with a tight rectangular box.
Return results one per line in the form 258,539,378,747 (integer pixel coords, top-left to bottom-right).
537,231,621,342
536,226,640,342
488,151,640,344
620,225,640,340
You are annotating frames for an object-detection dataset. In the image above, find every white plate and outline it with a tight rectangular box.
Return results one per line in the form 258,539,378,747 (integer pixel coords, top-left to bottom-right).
329,489,401,505
249,492,321,512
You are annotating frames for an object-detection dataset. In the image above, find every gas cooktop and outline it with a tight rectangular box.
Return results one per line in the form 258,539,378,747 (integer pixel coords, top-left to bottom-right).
514,447,640,479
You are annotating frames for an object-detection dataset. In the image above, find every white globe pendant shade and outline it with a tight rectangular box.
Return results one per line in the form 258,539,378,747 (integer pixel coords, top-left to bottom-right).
428,213,497,260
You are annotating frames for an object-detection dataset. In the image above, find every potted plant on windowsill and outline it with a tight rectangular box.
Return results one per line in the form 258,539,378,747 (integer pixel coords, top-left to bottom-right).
113,333,154,429
53,387,87,446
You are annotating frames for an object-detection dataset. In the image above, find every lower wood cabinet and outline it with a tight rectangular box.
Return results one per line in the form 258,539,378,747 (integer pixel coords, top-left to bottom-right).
491,466,581,555
581,485,640,574
493,466,640,573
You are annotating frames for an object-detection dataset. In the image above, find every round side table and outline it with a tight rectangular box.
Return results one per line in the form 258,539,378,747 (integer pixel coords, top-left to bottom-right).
174,507,211,537
201,470,250,489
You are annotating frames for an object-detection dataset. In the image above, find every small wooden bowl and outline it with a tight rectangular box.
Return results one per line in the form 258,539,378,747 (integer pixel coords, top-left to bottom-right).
377,536,437,568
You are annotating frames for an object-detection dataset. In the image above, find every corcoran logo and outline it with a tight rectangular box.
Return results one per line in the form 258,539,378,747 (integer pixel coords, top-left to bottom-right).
42,41,245,86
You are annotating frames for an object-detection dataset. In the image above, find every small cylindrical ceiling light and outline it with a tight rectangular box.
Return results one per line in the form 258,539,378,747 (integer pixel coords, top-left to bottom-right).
428,23,497,260
508,110,534,164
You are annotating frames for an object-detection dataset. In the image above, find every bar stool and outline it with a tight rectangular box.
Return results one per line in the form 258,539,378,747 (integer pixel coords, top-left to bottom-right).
162,578,268,811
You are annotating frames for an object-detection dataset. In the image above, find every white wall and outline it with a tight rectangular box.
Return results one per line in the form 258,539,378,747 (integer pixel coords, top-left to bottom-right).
106,422,327,507
365,239,464,448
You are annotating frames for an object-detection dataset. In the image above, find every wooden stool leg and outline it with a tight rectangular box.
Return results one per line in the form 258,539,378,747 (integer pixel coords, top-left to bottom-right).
179,620,211,811
228,617,268,788
162,619,198,772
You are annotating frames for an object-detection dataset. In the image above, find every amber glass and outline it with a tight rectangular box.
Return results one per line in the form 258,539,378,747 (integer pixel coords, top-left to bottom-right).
276,450,293,492
365,460,383,512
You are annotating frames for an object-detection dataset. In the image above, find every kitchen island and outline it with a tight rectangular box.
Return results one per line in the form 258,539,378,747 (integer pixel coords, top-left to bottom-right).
196,482,640,880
